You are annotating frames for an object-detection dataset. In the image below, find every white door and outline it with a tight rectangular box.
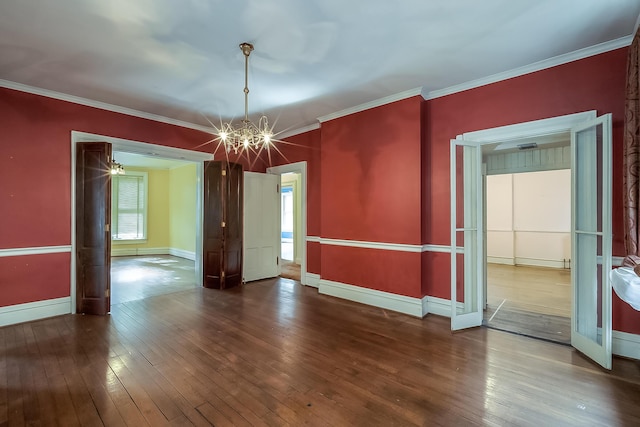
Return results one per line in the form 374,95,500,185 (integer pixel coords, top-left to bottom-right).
571,114,612,369
450,139,483,330
243,172,280,282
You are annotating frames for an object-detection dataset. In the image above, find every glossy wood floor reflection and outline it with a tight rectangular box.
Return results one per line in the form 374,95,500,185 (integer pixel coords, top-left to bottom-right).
2,280,640,426
485,264,572,344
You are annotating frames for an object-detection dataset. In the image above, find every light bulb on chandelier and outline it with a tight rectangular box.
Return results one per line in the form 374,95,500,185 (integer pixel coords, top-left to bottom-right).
215,43,275,155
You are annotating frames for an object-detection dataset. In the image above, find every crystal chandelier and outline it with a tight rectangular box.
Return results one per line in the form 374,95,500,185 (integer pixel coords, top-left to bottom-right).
110,156,125,175
216,43,274,154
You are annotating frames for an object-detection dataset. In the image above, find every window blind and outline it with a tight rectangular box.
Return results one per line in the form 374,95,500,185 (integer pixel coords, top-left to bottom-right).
112,172,147,240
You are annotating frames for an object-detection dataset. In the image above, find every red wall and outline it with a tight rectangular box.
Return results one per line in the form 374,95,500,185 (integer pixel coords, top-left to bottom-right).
423,47,639,334
319,97,423,297
0,87,253,307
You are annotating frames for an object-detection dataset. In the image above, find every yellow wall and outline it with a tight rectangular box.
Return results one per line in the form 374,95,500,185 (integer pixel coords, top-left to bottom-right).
169,164,197,253
112,167,170,252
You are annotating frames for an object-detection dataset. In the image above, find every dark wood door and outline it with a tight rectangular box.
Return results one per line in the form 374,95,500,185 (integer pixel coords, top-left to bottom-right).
224,162,243,288
203,161,243,289
76,142,111,314
203,161,224,288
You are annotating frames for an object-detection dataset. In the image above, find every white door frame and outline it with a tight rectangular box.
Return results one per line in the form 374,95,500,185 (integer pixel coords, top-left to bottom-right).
451,111,597,330
70,131,212,313
266,161,308,285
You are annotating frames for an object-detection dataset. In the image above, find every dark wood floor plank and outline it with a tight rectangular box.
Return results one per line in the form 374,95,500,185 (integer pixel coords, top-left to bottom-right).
2,272,640,426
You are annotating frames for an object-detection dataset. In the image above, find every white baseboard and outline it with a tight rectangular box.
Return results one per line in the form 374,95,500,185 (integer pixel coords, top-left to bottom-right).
169,248,196,261
0,297,71,327
111,247,196,259
612,330,640,360
515,257,567,269
319,279,424,317
305,273,320,288
423,296,454,317
487,256,515,265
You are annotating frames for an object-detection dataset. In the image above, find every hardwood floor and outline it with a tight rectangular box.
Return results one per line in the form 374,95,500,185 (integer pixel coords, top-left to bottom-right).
2,278,640,426
485,264,571,344
111,256,198,305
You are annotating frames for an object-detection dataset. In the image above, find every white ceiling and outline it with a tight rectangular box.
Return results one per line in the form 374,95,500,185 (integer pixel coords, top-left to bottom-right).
1,0,639,135
112,151,192,169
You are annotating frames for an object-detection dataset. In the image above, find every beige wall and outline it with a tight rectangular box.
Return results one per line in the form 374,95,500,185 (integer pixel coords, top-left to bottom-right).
487,169,571,268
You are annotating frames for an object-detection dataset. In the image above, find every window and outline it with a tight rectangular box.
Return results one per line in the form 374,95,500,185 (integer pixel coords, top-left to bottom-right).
111,171,148,241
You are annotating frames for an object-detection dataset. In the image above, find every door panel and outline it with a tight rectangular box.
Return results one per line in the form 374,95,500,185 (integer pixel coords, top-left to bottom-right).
203,161,243,289
224,162,243,288
243,172,280,282
450,140,483,330
76,142,111,315
571,114,612,369
203,161,224,288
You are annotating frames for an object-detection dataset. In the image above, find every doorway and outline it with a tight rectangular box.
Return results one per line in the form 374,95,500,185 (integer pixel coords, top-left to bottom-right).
450,111,614,369
266,162,308,285
484,170,572,344
71,131,212,314
280,172,302,281
109,151,200,304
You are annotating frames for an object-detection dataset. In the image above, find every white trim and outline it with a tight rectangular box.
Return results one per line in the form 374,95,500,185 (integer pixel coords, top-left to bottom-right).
459,111,596,143
319,279,425,317
515,257,566,269
306,273,320,288
613,256,624,267
306,236,321,243
422,244,464,254
317,87,424,123
423,296,455,318
110,247,170,257
612,330,640,360
73,131,213,162
0,245,71,257
424,36,632,101
278,122,320,140
266,161,308,285
1,79,215,134
0,297,71,327
486,256,515,266
72,131,208,314
169,248,196,261
321,238,423,252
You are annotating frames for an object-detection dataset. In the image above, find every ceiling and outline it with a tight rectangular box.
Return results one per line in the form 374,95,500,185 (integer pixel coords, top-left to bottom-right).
1,0,639,136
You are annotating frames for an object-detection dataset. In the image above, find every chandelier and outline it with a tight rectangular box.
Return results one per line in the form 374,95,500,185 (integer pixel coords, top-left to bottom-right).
216,43,274,154
110,156,125,175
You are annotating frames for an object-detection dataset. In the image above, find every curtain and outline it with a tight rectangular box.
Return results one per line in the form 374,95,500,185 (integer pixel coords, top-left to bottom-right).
624,28,640,256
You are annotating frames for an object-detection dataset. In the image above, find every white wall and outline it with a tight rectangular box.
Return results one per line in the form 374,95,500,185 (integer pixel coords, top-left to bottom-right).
487,169,571,268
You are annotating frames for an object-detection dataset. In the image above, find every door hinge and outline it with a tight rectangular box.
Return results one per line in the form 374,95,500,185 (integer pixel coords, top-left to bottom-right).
277,184,280,192
105,289,110,298
222,169,227,176
277,256,279,266
221,221,226,228
105,224,110,232
221,271,225,278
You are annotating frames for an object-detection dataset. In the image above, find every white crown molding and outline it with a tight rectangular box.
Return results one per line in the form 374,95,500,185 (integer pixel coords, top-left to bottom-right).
317,87,424,123
0,79,215,134
0,245,71,257
278,122,320,140
424,36,633,101
0,297,71,327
